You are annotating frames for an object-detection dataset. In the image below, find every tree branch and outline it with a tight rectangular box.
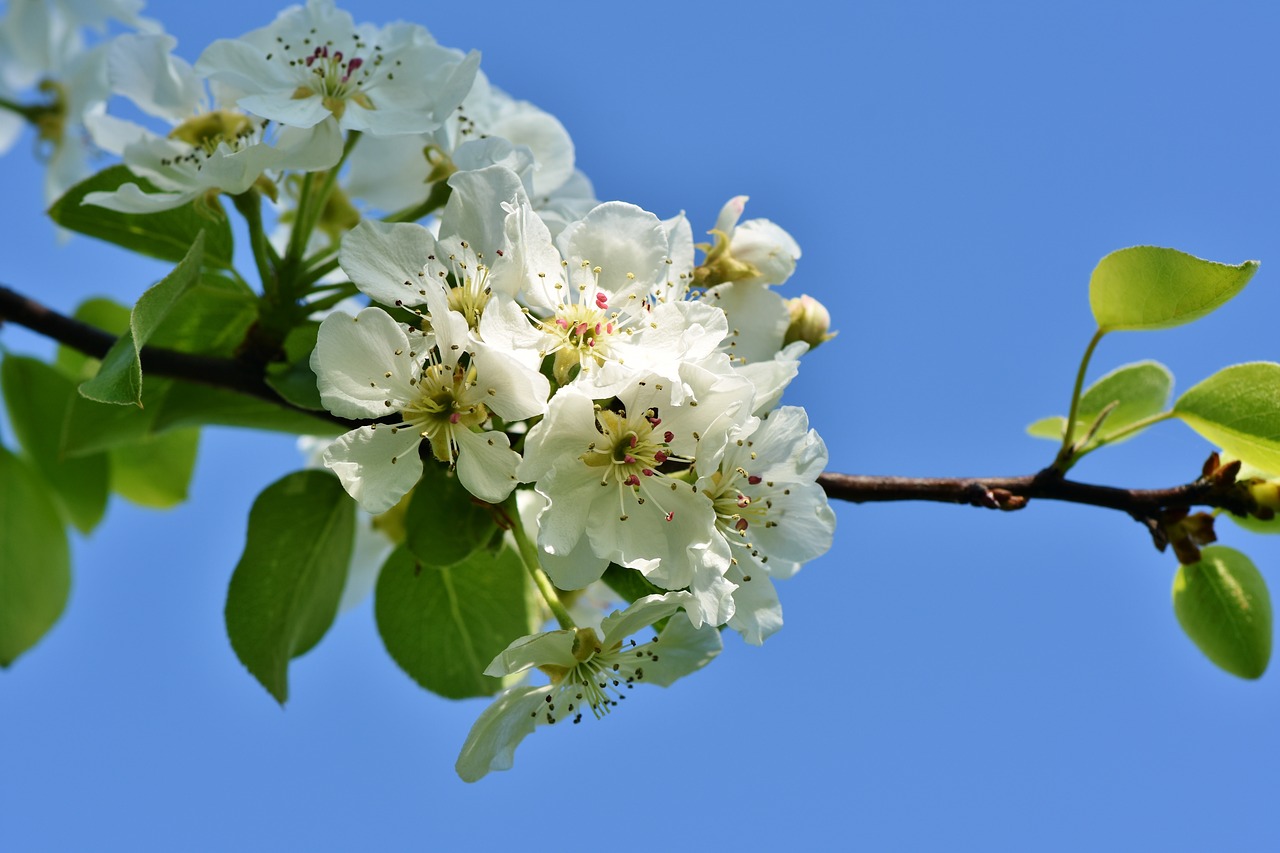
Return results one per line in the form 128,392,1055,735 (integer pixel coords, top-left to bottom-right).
0,283,1262,530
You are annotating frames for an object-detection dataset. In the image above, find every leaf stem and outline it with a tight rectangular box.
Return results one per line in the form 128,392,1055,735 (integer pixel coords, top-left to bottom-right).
1056,328,1107,469
1075,410,1177,460
506,496,576,630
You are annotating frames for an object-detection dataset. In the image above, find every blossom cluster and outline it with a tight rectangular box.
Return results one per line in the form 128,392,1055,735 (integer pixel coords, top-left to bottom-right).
0,0,837,781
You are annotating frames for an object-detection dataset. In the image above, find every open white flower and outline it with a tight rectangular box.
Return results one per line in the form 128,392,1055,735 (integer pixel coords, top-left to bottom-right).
311,304,544,513
195,0,478,138
695,406,836,644
83,33,342,213
519,366,754,601
455,591,721,782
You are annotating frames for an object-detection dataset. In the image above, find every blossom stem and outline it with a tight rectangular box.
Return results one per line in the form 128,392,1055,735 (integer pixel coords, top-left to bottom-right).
1056,328,1106,471
232,190,278,296
1072,410,1177,460
0,96,40,122
387,180,452,223
506,498,576,630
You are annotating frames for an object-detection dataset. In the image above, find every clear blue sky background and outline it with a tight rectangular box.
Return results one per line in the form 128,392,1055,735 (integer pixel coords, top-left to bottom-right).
4,1,1280,849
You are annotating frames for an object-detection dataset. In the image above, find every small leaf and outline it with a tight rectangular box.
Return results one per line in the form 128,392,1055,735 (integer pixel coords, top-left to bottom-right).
1026,361,1173,447
375,544,531,699
225,470,354,704
79,233,206,406
147,273,258,356
1173,362,1280,473
61,379,172,456
55,298,131,380
2,356,110,533
1172,545,1271,679
48,165,234,267
1090,246,1258,332
109,428,200,508
402,464,501,567
0,445,71,667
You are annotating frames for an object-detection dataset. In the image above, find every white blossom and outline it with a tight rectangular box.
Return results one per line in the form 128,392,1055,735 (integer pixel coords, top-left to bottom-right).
195,0,478,138
455,592,720,782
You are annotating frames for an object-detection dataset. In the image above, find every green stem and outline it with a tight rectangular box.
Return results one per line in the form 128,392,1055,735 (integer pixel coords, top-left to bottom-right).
387,180,452,223
0,96,39,121
231,191,278,295
300,256,341,290
1074,410,1177,460
1056,328,1107,469
507,496,576,630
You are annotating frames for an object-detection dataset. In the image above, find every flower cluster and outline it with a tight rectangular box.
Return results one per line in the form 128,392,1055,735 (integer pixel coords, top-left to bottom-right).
0,0,837,781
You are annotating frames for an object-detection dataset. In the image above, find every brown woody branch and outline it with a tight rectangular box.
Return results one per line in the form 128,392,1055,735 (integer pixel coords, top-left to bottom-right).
0,283,1260,535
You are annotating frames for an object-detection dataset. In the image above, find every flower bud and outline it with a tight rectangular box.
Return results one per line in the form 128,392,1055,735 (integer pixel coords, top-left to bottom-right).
783,294,836,349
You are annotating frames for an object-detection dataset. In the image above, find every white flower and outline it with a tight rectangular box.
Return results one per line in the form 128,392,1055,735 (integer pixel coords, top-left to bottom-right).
519,366,753,601
491,199,729,398
343,68,586,219
83,33,343,213
698,195,801,288
455,591,721,782
194,0,478,138
694,406,836,644
311,304,544,512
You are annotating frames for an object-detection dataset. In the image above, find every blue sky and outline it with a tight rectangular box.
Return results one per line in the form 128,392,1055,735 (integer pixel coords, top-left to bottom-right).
4,1,1280,850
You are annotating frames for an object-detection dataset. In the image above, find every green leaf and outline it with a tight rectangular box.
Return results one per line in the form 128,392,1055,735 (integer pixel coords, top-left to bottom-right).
225,470,354,704
109,428,200,508
602,562,665,604
61,379,172,456
150,382,343,436
147,273,257,357
0,446,71,667
1173,362,1280,472
375,544,530,699
1026,360,1173,447
55,298,131,381
2,356,110,533
79,233,206,406
47,165,234,267
265,322,325,411
403,464,501,567
1172,545,1271,679
1089,245,1258,332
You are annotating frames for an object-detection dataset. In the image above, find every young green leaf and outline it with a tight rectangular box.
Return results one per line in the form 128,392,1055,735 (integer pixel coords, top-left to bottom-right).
375,544,531,699
2,356,110,533
1173,362,1280,473
265,323,325,411
1026,360,1173,448
1089,246,1258,332
47,165,234,267
1172,546,1272,679
225,470,355,704
79,233,206,407
108,428,200,508
403,465,502,568
0,446,71,667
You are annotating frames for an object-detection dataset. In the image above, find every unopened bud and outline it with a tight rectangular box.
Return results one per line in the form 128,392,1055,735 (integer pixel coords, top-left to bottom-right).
783,294,836,350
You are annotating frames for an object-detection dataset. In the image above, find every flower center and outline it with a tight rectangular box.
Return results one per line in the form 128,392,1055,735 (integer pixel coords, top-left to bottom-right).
541,297,622,385
400,362,488,463
169,110,259,156
582,408,672,489
286,40,379,118
536,629,661,724
707,467,769,537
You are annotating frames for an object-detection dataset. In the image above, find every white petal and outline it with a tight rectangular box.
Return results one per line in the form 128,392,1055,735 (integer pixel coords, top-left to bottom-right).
323,425,424,514
453,428,520,504
641,615,724,686
442,164,527,255
598,591,694,646
559,201,669,300
312,308,418,418
455,684,554,783
339,219,441,309
484,629,576,676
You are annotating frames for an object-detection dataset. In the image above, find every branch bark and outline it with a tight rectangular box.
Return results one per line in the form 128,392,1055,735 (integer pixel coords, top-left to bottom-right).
0,282,1261,530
